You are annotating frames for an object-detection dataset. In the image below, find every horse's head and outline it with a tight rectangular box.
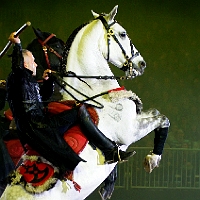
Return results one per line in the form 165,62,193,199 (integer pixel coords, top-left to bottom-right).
92,5,146,79
27,28,65,80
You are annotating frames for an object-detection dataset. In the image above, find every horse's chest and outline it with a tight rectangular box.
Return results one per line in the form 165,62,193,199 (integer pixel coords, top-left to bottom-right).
97,100,136,132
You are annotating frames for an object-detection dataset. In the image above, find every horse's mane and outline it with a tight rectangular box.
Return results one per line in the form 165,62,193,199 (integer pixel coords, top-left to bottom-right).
61,22,89,73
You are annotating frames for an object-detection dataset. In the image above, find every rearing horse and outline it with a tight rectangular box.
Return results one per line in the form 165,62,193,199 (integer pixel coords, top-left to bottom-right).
61,4,169,197
1,5,170,200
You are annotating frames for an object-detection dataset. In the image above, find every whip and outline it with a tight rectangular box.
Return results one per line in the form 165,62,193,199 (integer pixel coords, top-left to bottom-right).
0,21,31,59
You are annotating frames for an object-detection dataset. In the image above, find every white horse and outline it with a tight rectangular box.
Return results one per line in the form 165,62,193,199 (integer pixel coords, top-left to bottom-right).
1,5,170,200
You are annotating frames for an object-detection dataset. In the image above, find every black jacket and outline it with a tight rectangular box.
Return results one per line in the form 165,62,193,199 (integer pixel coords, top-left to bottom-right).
7,43,54,125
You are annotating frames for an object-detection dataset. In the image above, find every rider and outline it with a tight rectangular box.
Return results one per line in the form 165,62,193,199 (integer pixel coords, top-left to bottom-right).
6,32,135,176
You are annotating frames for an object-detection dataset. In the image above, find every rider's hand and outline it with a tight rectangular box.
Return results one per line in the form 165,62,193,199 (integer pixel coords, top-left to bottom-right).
42,69,56,80
8,32,21,44
0,80,6,87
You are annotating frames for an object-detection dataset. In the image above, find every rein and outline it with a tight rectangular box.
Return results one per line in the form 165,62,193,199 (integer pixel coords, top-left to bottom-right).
38,33,62,69
52,72,129,109
60,71,131,80
52,73,105,109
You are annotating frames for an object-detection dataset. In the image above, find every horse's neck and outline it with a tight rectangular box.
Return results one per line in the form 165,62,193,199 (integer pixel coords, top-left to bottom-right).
64,21,120,99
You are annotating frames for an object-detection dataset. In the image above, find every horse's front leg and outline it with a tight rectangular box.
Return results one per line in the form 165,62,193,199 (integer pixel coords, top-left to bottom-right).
136,110,170,173
143,115,170,173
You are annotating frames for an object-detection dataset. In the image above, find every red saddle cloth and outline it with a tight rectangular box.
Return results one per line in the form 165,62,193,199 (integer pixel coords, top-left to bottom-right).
4,139,24,165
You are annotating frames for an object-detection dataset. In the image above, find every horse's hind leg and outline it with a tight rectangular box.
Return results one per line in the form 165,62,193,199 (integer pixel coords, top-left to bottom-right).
99,165,117,200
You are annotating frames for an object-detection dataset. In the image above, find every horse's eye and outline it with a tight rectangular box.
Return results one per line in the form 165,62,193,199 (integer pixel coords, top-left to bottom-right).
120,32,126,38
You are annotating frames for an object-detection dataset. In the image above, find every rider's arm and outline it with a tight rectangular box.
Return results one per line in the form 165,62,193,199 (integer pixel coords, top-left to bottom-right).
8,32,24,71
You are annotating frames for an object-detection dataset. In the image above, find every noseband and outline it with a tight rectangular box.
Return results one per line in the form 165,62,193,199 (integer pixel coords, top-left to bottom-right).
38,33,62,69
97,15,140,76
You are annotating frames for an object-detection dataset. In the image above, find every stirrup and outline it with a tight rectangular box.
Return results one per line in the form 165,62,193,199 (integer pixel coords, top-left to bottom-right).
105,147,136,164
116,149,136,164
116,147,123,163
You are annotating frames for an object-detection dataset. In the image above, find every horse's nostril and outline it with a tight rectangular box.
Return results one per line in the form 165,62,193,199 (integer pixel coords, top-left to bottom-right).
139,61,146,68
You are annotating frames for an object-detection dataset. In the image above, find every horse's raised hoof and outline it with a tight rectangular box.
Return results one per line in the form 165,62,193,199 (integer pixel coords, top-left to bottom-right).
105,149,136,164
143,153,161,173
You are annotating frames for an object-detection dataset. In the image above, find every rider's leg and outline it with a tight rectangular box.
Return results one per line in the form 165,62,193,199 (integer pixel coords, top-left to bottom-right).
78,104,135,163
46,107,79,135
22,108,86,175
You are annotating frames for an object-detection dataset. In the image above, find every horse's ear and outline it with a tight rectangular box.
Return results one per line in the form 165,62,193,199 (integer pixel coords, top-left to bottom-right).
32,27,43,40
91,10,99,19
92,5,118,20
107,5,118,22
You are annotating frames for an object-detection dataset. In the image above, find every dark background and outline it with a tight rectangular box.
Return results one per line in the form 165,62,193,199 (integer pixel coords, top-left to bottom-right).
0,0,200,199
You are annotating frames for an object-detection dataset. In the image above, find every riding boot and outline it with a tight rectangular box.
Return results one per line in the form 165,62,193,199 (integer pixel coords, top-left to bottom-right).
78,105,135,164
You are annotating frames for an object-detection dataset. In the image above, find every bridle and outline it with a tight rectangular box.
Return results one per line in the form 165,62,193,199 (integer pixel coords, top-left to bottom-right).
38,33,63,69
97,15,140,77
